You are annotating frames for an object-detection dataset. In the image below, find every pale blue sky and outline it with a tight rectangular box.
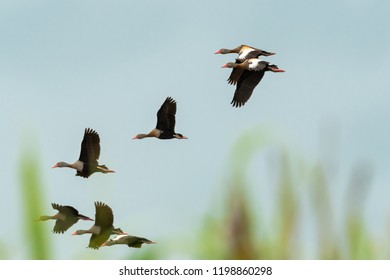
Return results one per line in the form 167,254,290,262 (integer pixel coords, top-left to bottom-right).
1,0,390,259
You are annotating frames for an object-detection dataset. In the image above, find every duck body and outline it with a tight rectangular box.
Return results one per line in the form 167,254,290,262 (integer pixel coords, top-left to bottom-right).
38,203,93,234
102,234,156,248
76,162,113,178
132,97,187,140
52,128,114,178
222,58,285,107
215,45,276,86
72,201,126,249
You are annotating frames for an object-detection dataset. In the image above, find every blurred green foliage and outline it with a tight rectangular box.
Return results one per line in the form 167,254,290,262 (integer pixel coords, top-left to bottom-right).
20,148,51,259
10,126,385,259
195,126,381,260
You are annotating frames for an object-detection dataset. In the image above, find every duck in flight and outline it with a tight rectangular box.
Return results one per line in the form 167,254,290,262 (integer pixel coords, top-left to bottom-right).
52,128,115,178
102,234,156,248
215,44,276,86
222,58,285,107
72,201,127,249
37,203,93,234
214,44,275,61
132,97,187,140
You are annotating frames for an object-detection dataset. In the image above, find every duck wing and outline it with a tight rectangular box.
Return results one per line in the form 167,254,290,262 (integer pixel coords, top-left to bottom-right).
227,59,245,85
88,202,114,249
94,201,113,229
238,46,275,61
156,97,177,132
231,70,265,108
78,128,100,164
126,236,155,248
51,203,79,233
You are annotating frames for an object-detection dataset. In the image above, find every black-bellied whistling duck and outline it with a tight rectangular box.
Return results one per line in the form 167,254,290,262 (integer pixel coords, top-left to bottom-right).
37,203,93,234
101,234,156,248
132,97,188,140
215,45,276,85
215,44,275,61
52,128,115,178
222,58,285,108
72,201,127,249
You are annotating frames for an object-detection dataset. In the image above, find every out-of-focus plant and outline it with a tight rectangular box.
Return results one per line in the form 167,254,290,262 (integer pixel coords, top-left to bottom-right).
195,125,380,260
20,145,51,259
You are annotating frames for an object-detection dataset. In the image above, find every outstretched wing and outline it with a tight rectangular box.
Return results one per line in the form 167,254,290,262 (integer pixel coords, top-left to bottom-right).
53,218,78,233
94,201,113,229
231,70,265,108
51,203,79,233
126,236,155,248
227,59,245,85
156,97,177,132
52,203,79,216
238,45,275,61
79,128,100,164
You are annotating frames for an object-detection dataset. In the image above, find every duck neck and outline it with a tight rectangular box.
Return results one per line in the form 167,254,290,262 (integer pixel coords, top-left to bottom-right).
71,160,84,171
38,215,53,221
230,45,242,53
135,133,148,139
137,129,161,139
74,226,100,235
75,229,91,235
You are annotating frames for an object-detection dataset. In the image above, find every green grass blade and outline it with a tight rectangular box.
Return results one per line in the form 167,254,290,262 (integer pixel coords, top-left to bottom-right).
20,148,51,259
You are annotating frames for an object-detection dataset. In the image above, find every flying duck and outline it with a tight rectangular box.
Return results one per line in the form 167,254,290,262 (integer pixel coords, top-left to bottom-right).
102,234,156,248
52,128,115,178
37,203,93,234
214,44,275,61
72,201,127,249
132,97,187,140
222,58,285,107
215,45,276,85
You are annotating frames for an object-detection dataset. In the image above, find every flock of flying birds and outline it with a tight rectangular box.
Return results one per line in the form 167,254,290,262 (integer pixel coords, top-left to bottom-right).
37,44,284,251
216,44,285,107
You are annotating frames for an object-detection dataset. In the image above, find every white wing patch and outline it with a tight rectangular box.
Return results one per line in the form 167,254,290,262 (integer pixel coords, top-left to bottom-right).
238,47,255,60
247,58,262,70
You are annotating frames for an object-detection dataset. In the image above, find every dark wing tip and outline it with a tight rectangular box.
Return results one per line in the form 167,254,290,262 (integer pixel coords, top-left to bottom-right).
84,128,100,142
94,201,108,208
51,203,61,210
230,99,245,108
227,78,237,85
262,51,276,56
84,127,99,136
165,96,176,105
52,229,66,234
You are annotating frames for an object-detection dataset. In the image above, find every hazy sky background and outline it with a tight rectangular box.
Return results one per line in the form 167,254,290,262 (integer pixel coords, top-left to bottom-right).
1,0,390,259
